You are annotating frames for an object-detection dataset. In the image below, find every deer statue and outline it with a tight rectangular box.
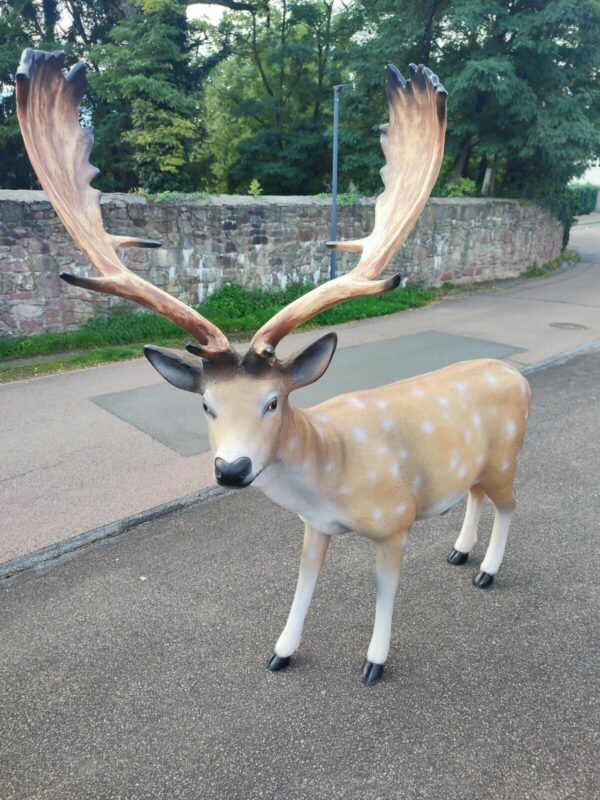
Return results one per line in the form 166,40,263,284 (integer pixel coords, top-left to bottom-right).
17,49,530,685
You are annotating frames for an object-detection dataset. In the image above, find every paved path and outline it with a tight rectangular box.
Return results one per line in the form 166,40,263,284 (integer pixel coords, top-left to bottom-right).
1,349,598,800
0,224,598,564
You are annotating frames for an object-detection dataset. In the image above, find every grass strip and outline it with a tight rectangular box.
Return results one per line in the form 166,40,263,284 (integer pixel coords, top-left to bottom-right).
0,282,448,363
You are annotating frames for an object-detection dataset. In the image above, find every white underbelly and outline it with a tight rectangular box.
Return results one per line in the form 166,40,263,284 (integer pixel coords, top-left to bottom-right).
417,491,467,520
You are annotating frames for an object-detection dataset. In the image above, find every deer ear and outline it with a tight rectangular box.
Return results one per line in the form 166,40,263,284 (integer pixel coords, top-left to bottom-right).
144,345,205,394
282,332,337,390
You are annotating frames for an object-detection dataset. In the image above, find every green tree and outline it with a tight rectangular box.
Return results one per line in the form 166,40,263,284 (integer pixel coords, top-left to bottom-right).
333,0,600,232
201,0,339,193
0,0,126,188
0,0,60,188
89,0,203,192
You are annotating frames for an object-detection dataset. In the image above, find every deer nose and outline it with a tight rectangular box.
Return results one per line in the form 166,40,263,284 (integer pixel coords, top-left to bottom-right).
214,456,253,487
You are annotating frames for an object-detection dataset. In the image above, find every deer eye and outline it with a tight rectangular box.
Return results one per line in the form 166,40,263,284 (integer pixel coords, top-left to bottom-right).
264,396,278,415
203,401,215,419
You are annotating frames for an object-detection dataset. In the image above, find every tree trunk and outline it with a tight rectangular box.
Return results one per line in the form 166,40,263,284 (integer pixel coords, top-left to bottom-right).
420,1,437,64
448,136,472,183
489,154,497,197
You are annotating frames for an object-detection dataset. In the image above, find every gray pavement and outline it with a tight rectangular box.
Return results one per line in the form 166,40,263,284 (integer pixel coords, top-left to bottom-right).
1,349,599,800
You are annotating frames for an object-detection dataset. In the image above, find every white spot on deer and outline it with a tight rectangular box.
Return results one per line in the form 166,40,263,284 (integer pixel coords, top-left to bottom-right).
315,413,330,423
501,460,510,472
348,396,366,409
338,486,350,495
506,419,516,440
412,475,423,493
326,460,336,474
377,443,389,456
476,453,485,467
389,462,400,479
413,388,425,398
437,395,449,406
485,372,499,386
458,464,467,478
472,411,481,428
400,448,409,461
422,421,434,435
352,426,367,443
464,429,473,444
394,503,407,516
372,508,383,521
381,418,394,432
455,382,467,394
376,398,389,411
449,455,458,471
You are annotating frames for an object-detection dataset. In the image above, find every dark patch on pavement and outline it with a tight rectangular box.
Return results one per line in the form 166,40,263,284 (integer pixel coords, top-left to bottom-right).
93,331,522,456
1,350,598,798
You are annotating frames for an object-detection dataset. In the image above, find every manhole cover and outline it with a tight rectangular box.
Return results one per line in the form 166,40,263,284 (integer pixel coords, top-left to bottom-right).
550,322,588,331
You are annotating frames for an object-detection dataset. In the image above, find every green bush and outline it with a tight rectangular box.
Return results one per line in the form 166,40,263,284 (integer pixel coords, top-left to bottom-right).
568,183,599,215
444,178,478,198
146,191,211,204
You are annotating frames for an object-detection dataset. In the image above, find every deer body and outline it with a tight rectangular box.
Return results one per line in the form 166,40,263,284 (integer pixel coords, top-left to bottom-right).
255,358,530,541
17,50,531,684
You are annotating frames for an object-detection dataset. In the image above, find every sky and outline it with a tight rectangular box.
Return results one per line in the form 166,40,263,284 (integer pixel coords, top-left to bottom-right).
187,3,227,24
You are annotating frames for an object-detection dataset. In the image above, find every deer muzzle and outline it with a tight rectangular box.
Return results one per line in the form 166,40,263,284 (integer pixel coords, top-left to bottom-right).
214,457,253,488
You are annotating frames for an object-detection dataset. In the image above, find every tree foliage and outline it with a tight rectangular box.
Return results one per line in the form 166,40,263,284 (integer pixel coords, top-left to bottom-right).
0,0,598,209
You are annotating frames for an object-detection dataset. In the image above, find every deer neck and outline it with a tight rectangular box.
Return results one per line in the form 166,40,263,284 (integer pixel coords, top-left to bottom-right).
253,402,351,533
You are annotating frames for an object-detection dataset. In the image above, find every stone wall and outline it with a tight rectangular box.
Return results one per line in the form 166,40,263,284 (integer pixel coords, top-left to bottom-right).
0,190,564,337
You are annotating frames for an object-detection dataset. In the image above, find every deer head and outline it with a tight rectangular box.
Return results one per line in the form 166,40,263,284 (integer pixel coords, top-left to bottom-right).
144,333,338,486
16,49,447,488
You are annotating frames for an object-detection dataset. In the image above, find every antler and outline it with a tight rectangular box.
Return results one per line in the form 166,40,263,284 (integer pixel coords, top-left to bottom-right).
250,63,447,357
16,49,231,360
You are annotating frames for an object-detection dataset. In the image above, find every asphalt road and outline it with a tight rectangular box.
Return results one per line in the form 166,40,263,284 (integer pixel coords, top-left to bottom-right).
570,218,600,263
1,350,599,800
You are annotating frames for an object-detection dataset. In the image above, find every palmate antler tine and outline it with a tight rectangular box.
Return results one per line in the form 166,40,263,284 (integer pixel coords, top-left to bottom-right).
250,63,447,357
15,49,231,359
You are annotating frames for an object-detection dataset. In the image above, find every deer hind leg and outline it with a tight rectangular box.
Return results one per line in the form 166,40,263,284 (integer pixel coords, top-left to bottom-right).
448,485,486,565
267,523,330,672
474,480,517,589
361,531,408,686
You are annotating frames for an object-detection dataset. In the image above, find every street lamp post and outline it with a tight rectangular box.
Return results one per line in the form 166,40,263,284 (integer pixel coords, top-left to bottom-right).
330,83,347,280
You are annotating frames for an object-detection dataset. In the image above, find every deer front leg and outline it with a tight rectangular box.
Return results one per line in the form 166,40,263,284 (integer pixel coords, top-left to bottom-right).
267,523,330,672
361,532,407,686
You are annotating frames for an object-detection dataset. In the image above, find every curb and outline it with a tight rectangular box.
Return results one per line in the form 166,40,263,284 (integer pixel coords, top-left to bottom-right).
520,337,600,375
2,337,600,583
0,484,228,582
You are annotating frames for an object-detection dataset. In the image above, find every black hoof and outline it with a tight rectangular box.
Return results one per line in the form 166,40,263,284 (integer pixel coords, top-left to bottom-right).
360,660,385,685
267,653,290,671
473,571,494,589
447,548,468,565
